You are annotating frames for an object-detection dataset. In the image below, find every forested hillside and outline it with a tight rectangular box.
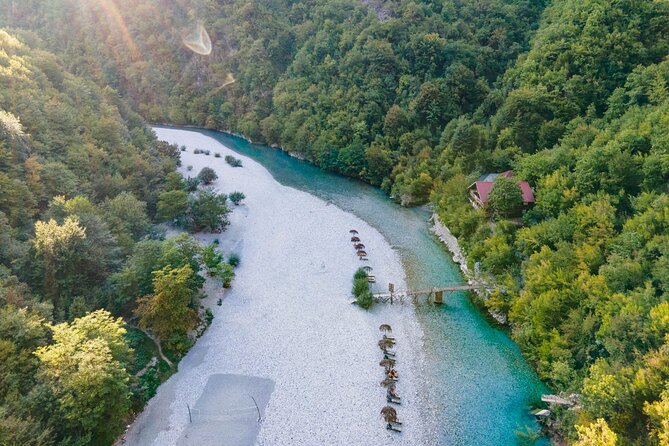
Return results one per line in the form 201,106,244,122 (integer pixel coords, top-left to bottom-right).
0,30,236,445
3,0,669,444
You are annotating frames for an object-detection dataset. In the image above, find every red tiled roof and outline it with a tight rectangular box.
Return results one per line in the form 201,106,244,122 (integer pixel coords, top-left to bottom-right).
474,181,535,204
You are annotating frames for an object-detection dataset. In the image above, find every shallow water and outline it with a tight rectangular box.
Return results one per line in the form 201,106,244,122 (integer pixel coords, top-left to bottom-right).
165,127,550,445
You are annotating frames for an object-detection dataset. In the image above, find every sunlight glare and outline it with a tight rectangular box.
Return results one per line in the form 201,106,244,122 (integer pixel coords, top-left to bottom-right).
182,24,212,55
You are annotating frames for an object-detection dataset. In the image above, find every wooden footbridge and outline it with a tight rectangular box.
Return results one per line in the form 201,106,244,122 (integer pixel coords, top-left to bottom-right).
372,283,484,305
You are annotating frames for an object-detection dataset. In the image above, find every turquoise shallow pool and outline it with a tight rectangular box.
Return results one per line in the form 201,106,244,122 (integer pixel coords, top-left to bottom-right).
163,126,550,445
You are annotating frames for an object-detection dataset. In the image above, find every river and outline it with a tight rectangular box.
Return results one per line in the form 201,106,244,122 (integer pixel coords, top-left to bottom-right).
160,127,550,445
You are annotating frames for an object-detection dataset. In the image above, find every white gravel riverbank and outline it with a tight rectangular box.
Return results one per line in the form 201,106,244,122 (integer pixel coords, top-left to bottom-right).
124,128,437,445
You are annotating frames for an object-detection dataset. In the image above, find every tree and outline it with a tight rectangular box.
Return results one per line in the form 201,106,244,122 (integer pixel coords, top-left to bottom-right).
34,217,86,315
135,265,198,348
488,177,523,216
157,190,188,222
35,310,131,445
190,190,230,232
575,419,618,446
646,388,669,446
197,167,218,185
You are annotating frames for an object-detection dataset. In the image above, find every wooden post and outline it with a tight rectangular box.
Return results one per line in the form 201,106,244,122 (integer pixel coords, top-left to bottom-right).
434,290,443,304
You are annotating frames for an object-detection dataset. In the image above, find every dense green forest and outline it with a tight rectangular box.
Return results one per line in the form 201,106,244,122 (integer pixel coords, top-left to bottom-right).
0,29,238,444
3,0,669,444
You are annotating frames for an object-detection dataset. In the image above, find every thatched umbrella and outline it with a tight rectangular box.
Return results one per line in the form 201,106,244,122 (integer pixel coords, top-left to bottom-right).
379,323,392,333
380,358,396,369
378,338,394,351
356,250,367,256
380,406,398,423
349,229,359,234
380,377,396,388
354,243,366,249
351,236,361,242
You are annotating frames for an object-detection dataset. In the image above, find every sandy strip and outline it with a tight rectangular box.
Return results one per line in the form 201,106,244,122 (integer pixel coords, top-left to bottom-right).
124,128,436,445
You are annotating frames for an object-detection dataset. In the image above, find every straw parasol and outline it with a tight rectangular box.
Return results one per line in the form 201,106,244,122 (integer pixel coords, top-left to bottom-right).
349,229,359,234
351,236,361,242
380,406,398,423
380,358,396,369
378,338,394,351
379,324,392,333
380,377,396,388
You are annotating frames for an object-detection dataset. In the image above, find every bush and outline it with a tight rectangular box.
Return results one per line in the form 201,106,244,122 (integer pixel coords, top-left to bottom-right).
214,153,221,158
357,289,374,309
194,148,202,154
184,176,200,192
204,150,210,156
352,268,373,309
225,155,243,167
229,191,246,205
228,253,240,267
197,167,218,185
180,145,187,152
187,165,193,171
354,268,368,280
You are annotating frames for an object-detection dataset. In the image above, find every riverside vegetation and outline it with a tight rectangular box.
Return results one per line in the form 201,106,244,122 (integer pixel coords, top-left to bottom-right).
0,31,239,445
3,0,669,443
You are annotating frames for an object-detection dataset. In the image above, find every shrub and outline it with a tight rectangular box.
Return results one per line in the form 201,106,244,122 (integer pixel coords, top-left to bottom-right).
229,191,246,205
187,165,193,171
197,167,218,185
228,253,240,267
194,148,202,154
184,176,200,192
352,268,373,309
214,153,221,158
204,150,210,156
225,155,243,167
180,145,187,152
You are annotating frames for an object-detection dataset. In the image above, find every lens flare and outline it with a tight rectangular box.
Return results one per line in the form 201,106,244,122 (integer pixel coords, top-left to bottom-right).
182,24,212,55
97,0,141,61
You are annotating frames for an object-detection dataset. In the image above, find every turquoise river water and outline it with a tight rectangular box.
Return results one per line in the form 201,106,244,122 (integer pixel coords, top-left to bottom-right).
167,127,550,445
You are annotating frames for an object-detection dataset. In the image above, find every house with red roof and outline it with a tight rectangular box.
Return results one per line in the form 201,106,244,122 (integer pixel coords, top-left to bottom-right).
468,171,535,210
